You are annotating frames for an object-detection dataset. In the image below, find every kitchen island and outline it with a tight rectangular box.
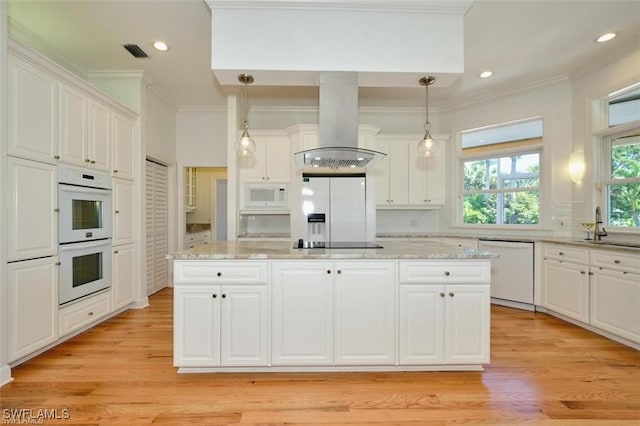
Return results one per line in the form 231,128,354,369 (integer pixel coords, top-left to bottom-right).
170,240,497,373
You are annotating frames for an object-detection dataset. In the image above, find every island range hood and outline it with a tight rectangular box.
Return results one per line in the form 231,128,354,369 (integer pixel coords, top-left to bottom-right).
294,72,386,169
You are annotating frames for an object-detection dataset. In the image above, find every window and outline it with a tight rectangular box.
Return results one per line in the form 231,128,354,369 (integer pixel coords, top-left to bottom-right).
603,134,640,228
460,118,542,225
608,84,640,127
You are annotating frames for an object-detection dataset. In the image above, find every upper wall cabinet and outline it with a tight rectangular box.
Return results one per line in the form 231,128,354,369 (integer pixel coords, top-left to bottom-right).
112,112,136,180
8,55,58,164
373,136,447,209
239,135,291,183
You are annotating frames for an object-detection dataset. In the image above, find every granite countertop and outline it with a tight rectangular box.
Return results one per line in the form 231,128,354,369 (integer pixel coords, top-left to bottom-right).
169,240,498,260
186,223,211,234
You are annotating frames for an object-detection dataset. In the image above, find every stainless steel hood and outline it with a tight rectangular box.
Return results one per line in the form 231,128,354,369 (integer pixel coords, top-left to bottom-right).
294,72,386,169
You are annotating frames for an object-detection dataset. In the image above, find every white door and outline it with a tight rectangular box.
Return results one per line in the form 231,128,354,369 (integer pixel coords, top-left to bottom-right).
271,261,334,365
334,261,396,364
145,160,169,296
445,284,490,364
87,99,111,171
59,83,88,167
387,142,409,205
112,113,136,180
264,137,291,182
173,285,220,367
399,284,445,364
112,244,135,310
220,285,268,366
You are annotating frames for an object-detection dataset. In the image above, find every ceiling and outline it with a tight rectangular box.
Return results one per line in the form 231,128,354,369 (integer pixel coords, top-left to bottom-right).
7,0,640,110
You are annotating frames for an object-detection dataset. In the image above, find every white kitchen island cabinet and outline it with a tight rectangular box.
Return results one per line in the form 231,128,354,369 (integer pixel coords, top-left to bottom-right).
172,240,494,373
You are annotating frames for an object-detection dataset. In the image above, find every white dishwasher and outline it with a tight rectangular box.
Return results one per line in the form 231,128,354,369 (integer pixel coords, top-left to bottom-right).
478,239,534,310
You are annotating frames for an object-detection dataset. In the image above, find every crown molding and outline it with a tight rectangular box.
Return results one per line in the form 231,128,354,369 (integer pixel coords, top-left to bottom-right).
206,0,474,14
178,105,228,113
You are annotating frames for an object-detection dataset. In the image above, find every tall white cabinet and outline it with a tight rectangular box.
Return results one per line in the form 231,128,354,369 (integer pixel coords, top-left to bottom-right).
5,41,141,365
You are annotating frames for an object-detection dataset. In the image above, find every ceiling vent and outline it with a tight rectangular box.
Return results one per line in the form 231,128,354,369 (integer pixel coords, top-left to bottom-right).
123,44,148,58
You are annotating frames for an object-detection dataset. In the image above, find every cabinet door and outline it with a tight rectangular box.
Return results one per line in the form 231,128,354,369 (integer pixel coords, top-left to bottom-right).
542,259,589,322
7,157,58,261
408,147,429,205
59,83,88,167
8,55,58,164
265,137,291,182
112,244,136,310
335,261,396,364
240,136,268,182
8,256,58,362
271,262,334,365
425,142,446,206
113,178,135,246
112,113,136,180
445,284,490,364
590,269,640,344
173,285,220,367
399,284,445,364
220,285,269,366
387,142,409,205
373,140,391,205
88,99,111,171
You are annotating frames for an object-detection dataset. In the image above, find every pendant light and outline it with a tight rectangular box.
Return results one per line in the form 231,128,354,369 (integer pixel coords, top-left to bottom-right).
416,76,438,158
235,73,256,158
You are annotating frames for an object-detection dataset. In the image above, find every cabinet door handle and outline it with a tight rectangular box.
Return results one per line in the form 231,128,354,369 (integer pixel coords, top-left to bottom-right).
444,271,450,276
588,272,594,275
222,294,227,299
90,160,96,164
115,210,120,214
449,292,454,297
337,270,342,274
212,293,217,298
580,271,586,274
217,272,222,277
327,270,331,274
54,208,60,212
614,260,621,264
54,155,60,160
439,292,445,298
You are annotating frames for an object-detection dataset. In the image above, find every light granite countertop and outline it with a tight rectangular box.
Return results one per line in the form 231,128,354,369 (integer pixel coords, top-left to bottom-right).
169,240,498,260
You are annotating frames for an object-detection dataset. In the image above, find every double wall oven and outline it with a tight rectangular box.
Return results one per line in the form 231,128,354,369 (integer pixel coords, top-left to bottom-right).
58,164,112,305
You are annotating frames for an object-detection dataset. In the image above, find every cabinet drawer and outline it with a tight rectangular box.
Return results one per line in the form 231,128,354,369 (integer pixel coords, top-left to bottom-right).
59,290,111,337
542,244,589,263
590,249,640,274
175,261,267,284
399,261,490,284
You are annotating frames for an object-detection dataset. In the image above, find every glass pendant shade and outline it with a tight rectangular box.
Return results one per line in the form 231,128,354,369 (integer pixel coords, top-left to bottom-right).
236,124,256,158
417,133,438,158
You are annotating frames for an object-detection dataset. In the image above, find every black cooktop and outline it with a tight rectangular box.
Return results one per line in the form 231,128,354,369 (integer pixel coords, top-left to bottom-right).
294,241,383,249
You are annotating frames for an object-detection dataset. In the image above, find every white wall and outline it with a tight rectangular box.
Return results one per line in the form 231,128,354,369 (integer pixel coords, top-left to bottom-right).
176,107,227,166
145,89,176,164
438,79,574,237
571,50,640,233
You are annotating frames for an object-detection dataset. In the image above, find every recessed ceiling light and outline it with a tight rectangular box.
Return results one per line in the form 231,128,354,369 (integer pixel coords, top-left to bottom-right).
596,33,616,43
479,70,493,79
153,41,168,51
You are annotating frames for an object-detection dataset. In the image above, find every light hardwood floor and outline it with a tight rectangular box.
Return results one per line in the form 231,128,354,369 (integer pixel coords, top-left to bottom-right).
1,288,639,425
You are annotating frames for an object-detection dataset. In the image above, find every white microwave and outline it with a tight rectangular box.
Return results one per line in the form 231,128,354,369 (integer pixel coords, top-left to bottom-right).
245,184,288,209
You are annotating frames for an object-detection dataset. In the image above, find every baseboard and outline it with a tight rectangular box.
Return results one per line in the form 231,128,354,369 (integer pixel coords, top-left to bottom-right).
0,364,13,387
131,296,149,309
491,298,535,312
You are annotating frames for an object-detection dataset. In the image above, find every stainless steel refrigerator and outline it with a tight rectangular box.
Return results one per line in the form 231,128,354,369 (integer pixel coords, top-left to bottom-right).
300,174,369,243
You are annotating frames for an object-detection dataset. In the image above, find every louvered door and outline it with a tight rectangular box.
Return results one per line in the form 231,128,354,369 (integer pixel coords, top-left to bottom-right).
145,159,169,296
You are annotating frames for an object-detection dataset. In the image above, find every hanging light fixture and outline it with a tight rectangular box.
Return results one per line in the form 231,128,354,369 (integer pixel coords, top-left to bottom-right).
416,76,438,158
235,73,256,158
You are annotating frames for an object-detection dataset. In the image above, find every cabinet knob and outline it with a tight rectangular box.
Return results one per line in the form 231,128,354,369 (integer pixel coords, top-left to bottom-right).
589,272,594,276
580,271,586,274
114,250,119,254
54,155,60,160
614,259,621,264
54,208,60,212
449,292,454,297
217,272,222,277
337,270,342,274
559,252,564,256
115,210,120,214
212,293,217,298
88,311,94,316
90,160,96,164
113,169,118,173
444,271,450,276
222,294,227,299
439,292,445,298
55,262,61,266
85,159,91,163
327,269,331,274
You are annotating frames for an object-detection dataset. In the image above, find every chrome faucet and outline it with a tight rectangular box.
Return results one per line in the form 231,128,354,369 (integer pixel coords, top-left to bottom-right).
594,206,608,241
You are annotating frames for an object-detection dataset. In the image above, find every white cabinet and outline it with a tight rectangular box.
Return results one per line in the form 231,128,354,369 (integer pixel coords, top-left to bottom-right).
271,261,334,365
173,261,269,367
59,290,111,337
334,261,397,365
8,256,59,362
184,230,211,249
185,167,197,211
589,250,640,344
374,136,446,208
113,178,135,246
8,54,58,164
174,284,268,367
398,261,490,365
112,113,136,180
7,156,58,261
112,244,136,310
87,100,111,171
239,135,290,183
542,245,590,323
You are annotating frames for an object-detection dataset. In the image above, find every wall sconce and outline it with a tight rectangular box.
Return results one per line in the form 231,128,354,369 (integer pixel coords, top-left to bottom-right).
569,151,585,183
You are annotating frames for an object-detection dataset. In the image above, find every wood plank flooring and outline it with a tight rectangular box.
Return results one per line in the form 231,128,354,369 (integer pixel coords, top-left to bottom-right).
1,288,639,425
